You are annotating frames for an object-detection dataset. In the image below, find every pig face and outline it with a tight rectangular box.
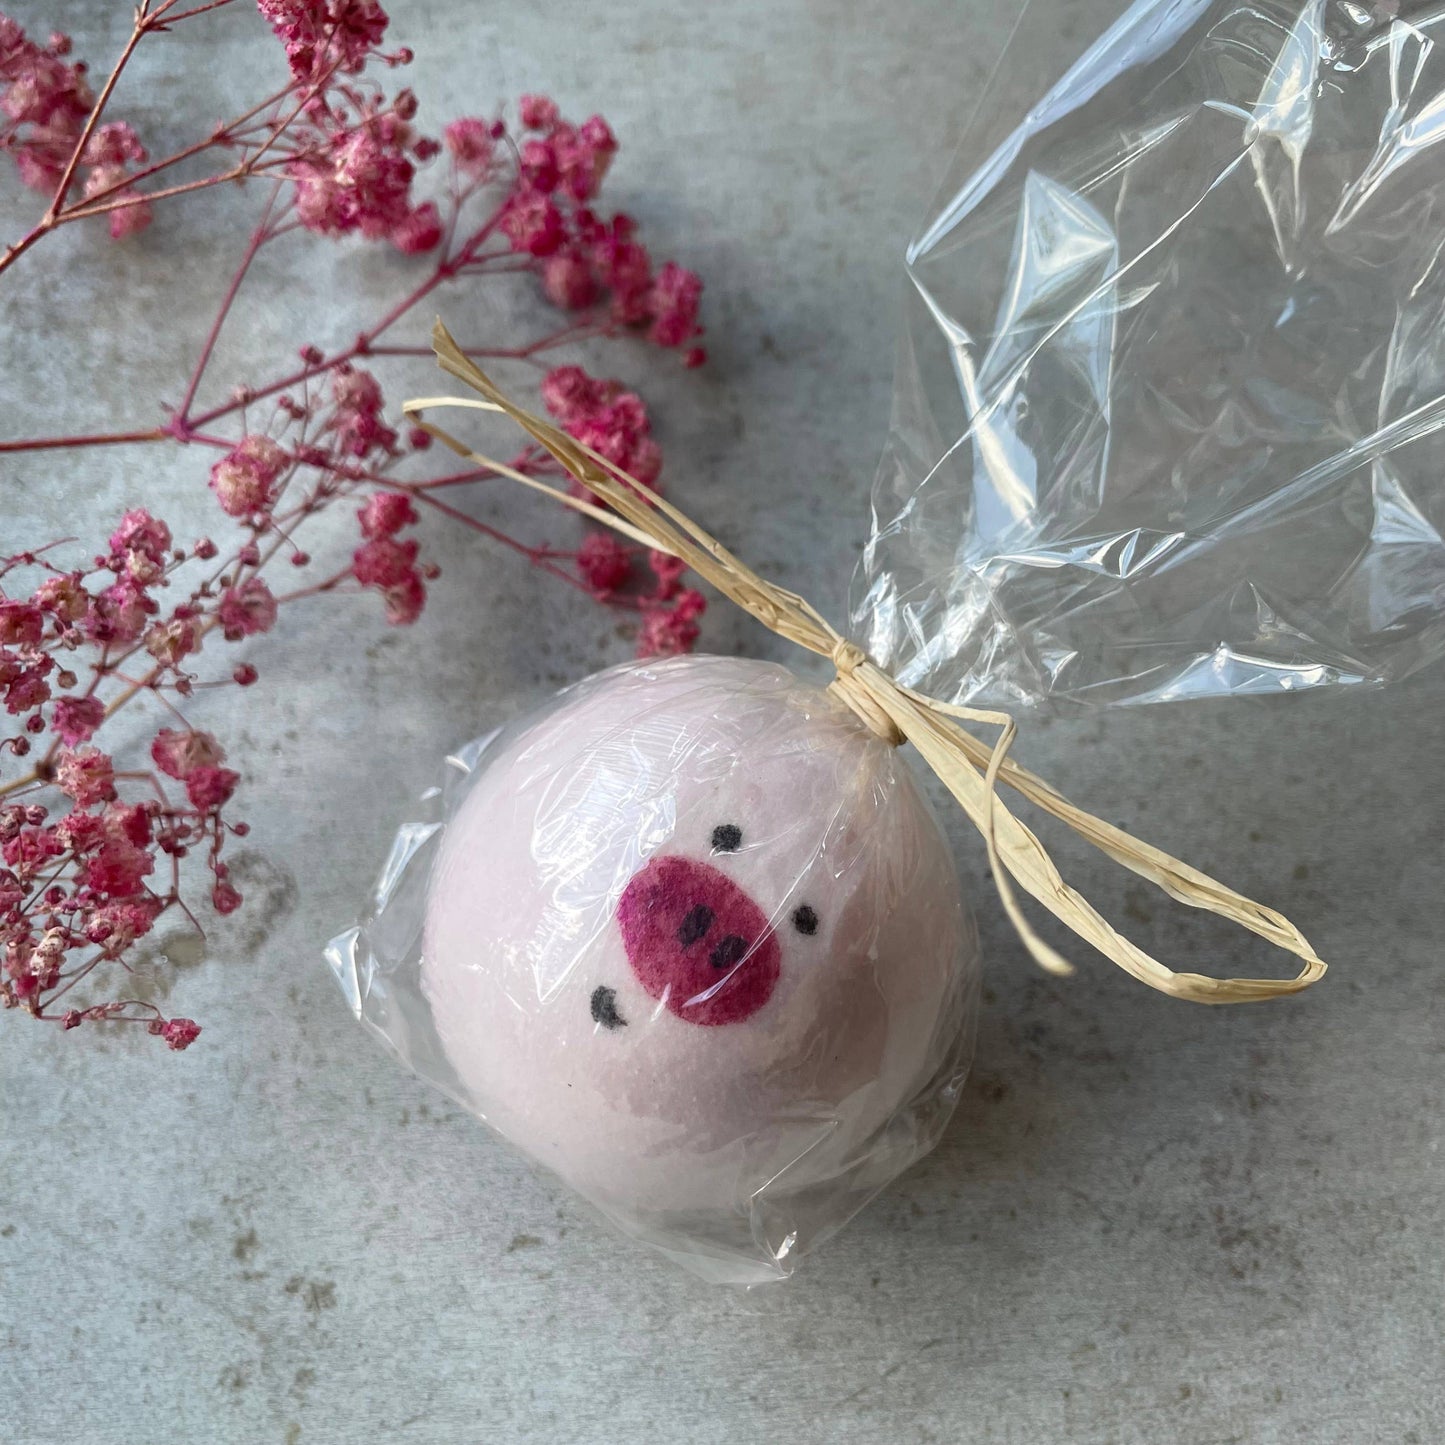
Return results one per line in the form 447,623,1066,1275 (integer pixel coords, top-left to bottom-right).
421,655,973,1222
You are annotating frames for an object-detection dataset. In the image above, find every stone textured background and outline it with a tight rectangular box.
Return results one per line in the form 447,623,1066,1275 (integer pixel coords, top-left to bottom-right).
2,2,1441,1441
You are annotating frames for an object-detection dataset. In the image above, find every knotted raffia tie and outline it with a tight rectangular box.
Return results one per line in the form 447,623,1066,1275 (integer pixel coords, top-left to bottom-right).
405,320,1327,1005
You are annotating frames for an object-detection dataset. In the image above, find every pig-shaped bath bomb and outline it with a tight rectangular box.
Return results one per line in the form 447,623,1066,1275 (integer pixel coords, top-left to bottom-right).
422,655,975,1265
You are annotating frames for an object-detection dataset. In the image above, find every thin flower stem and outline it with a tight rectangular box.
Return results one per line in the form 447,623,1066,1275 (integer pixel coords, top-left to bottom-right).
270,568,352,605
0,2,258,269
365,345,549,368
41,956,102,1008
65,81,292,213
43,13,149,220
237,58,343,177
404,487,591,593
175,183,284,425
0,223,48,277
411,466,506,490
187,212,507,429
0,429,167,454
59,166,254,219
91,616,223,731
153,0,238,24
457,260,536,275
20,855,77,916
107,675,195,724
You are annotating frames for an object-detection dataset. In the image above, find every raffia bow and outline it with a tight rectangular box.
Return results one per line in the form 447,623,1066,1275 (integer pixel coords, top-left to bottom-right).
405,320,1326,1005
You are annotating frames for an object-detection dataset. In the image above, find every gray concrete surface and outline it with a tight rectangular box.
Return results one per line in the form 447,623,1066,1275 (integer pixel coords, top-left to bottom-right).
2,1,1442,1441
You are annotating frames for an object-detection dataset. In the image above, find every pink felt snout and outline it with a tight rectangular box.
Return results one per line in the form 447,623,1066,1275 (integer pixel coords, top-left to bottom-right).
617,855,780,1026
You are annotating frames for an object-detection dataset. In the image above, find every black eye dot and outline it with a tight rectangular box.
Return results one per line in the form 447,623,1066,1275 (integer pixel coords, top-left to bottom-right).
792,905,818,936
711,823,743,853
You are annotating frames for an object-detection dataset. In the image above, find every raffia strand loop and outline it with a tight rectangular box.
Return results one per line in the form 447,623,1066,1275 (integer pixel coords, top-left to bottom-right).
404,319,1328,1007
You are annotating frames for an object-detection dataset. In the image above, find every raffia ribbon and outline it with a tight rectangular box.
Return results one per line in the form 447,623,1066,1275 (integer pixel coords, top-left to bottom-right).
404,320,1327,1005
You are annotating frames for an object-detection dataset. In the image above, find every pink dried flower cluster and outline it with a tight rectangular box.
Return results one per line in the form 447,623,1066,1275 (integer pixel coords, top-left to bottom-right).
0,511,269,1044
353,488,425,624
289,98,437,253
0,18,151,237
542,365,663,492
494,98,705,362
539,366,710,639
257,0,390,82
571,527,708,655
1,0,710,1044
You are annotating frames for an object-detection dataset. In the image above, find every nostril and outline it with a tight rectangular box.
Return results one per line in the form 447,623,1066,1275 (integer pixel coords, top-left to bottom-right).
709,934,749,970
677,904,714,947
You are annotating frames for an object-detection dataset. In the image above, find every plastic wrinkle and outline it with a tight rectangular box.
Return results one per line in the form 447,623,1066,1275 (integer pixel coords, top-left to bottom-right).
326,656,979,1285
854,0,1445,708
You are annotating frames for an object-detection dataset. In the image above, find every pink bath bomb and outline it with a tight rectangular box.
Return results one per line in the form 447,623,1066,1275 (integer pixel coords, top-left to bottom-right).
422,655,975,1241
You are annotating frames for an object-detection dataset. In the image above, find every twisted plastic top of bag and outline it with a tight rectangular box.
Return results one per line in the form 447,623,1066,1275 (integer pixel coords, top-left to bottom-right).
853,0,1445,707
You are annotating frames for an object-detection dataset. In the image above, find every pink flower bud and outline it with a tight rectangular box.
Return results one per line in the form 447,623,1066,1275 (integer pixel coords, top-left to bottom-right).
673,588,706,622
217,578,279,641
383,573,426,626
257,0,387,81
647,262,704,348
160,1017,201,1050
106,195,152,242
443,117,494,176
500,190,565,257
54,747,116,807
108,509,172,564
185,766,240,812
576,533,632,594
144,616,201,667
209,435,288,518
151,727,226,781
648,550,687,599
391,201,442,255
543,251,597,311
358,492,418,539
4,669,50,715
50,695,104,746
82,836,154,899
34,574,88,622
518,94,559,130
0,601,43,646
353,537,419,588
636,606,701,659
